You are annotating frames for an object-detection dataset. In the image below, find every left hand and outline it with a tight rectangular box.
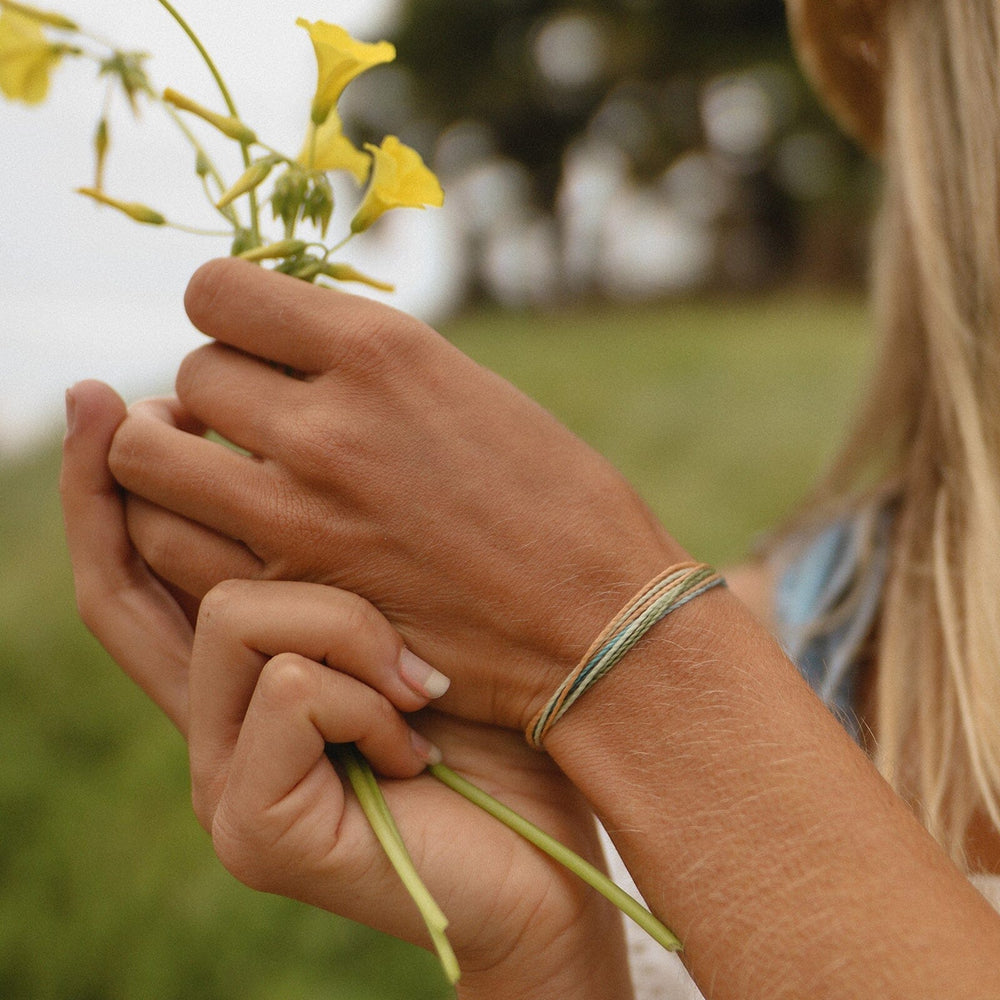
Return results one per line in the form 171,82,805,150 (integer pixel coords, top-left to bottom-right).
60,379,634,998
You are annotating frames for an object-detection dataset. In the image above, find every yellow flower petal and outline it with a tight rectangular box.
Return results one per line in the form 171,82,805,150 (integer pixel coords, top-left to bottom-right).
0,8,65,104
351,136,444,234
296,108,371,184
296,18,394,126
0,1,77,31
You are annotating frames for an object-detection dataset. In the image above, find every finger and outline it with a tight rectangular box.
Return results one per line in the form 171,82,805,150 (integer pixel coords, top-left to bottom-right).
188,580,447,822
184,257,427,373
174,341,305,456
60,380,192,732
197,652,434,832
109,401,273,546
126,494,264,599
194,579,447,714
128,394,207,437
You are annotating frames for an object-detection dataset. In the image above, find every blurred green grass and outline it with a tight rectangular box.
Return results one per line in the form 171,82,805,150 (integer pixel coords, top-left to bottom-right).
0,291,871,999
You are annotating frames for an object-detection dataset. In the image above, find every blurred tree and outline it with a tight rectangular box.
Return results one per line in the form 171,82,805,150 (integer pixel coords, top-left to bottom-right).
343,0,878,305
391,0,791,191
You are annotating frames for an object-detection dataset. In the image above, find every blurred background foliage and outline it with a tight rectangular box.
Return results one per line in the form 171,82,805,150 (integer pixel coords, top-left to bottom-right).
341,0,879,309
2,0,881,996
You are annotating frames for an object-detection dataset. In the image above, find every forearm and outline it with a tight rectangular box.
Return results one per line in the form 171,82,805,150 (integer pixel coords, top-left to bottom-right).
544,586,1000,999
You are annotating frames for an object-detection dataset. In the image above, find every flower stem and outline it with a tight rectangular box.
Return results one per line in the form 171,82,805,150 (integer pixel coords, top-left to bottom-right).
428,762,683,953
159,102,240,227
164,222,234,237
153,0,260,243
153,0,235,116
338,745,461,984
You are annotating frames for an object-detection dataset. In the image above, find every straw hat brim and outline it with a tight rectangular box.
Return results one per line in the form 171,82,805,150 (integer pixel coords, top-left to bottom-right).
786,0,888,152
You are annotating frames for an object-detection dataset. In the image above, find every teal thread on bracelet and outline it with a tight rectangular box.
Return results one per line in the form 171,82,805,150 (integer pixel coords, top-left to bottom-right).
527,562,725,748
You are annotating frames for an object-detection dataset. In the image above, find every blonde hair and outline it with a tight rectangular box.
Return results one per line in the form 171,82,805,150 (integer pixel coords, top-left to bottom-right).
794,0,1000,866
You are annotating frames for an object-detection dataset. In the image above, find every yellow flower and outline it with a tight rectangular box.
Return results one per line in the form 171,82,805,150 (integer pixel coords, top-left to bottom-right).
0,8,67,104
296,107,371,184
296,18,394,126
350,136,444,233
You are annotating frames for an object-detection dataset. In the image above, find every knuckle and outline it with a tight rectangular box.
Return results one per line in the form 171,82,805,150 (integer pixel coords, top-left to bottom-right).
174,343,216,406
334,306,426,383
195,578,247,632
125,501,174,577
106,415,142,482
367,690,400,732
332,590,384,643
256,652,317,709
280,400,349,470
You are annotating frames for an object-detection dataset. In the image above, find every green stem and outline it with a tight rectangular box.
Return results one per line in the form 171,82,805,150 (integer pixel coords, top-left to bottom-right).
160,102,240,228
164,222,234,237
326,232,355,256
154,0,260,243
338,746,461,984
153,0,235,116
428,762,683,953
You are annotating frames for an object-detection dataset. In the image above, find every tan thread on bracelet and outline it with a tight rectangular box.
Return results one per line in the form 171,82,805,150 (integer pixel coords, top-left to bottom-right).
525,562,725,748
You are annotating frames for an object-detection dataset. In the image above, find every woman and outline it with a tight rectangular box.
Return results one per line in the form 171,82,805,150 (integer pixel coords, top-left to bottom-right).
61,0,1000,995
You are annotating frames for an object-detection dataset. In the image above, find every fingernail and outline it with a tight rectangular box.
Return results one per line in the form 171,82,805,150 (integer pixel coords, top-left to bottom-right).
399,648,451,699
64,387,77,436
410,729,443,765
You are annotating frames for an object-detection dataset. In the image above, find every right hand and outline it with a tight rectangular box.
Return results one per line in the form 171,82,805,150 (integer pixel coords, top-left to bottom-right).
107,258,688,730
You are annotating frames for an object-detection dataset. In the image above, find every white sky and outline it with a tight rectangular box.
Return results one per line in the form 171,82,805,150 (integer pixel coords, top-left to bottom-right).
1,0,466,454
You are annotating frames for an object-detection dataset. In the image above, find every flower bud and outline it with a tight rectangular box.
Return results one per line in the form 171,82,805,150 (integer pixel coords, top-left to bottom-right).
270,167,309,233
303,173,334,236
162,87,256,145
76,186,165,225
237,238,308,262
99,51,151,116
93,115,108,189
275,254,325,281
230,228,258,256
216,156,278,209
320,262,394,292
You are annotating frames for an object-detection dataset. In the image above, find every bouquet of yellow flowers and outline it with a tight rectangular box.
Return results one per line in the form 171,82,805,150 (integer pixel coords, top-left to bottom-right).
0,0,443,290
1,0,680,983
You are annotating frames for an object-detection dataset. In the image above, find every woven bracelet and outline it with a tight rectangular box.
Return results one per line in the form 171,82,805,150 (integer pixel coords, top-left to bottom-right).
525,561,725,748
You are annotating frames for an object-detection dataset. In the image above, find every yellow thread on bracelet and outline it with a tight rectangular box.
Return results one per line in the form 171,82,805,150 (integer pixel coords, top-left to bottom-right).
526,562,725,748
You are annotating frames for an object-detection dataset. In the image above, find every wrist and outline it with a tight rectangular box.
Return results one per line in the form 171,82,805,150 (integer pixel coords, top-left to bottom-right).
542,578,737,770
511,538,693,735
526,562,725,749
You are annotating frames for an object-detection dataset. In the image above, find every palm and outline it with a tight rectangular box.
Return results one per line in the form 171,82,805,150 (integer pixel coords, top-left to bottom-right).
220,711,611,968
